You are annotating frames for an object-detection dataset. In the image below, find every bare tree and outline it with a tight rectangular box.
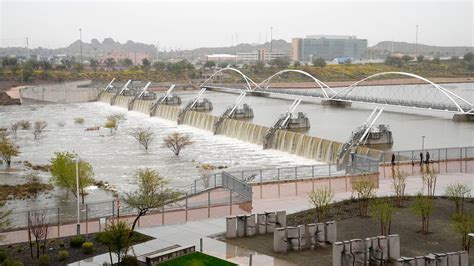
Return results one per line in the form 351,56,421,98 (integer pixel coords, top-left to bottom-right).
445,183,471,215
391,167,407,207
28,210,49,258
33,121,47,140
162,132,193,156
10,123,19,138
421,165,437,197
308,186,334,222
130,128,154,151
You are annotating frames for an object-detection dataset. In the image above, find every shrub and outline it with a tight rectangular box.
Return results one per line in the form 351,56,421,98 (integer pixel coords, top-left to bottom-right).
58,241,65,248
69,235,85,248
3,258,24,266
352,178,376,217
308,186,334,223
58,250,69,261
16,247,22,254
81,242,94,254
121,255,138,266
38,254,50,266
74,117,85,125
0,250,7,262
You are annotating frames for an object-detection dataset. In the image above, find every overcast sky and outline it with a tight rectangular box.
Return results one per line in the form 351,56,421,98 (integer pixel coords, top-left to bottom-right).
0,0,472,49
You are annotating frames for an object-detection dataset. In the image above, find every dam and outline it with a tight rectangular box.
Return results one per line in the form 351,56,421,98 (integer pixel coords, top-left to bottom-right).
97,89,382,164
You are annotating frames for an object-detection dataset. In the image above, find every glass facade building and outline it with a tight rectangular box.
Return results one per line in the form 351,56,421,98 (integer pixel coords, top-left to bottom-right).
292,35,368,62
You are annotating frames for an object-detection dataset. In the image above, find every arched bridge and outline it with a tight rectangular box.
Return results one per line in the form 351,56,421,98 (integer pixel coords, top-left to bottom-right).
202,69,473,116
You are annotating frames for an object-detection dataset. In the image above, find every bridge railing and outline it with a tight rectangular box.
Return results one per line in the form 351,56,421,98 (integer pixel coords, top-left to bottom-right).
381,146,474,164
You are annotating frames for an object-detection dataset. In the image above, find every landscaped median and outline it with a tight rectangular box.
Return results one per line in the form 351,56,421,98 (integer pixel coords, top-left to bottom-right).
158,252,236,266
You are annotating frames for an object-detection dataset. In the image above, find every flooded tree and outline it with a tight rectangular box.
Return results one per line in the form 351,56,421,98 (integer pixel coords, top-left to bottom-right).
33,121,47,140
104,113,126,134
163,132,193,156
130,128,154,151
199,163,217,188
0,136,20,167
49,152,95,204
74,117,85,125
124,168,179,233
10,123,18,138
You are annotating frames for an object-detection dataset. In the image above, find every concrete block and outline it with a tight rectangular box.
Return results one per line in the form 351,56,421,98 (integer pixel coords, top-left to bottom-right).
287,226,299,251
459,251,468,266
394,259,405,266
325,221,337,243
316,223,325,244
306,223,316,247
424,254,436,266
273,227,287,253
225,216,237,238
276,210,286,228
245,214,256,236
341,241,353,265
414,256,425,266
266,212,276,233
333,242,344,266
434,253,447,266
446,252,459,266
388,234,400,260
298,225,306,249
236,215,246,237
350,239,365,265
257,213,266,234
400,257,416,266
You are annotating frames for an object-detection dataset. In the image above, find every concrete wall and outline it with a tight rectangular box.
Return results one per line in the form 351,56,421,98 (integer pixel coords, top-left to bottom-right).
20,81,101,104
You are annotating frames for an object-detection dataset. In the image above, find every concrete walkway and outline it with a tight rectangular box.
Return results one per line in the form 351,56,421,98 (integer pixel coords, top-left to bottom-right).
70,172,474,265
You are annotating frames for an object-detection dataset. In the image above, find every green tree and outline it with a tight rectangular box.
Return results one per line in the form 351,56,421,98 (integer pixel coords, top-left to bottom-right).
74,63,84,72
411,193,434,235
0,136,20,167
432,57,441,64
218,62,228,69
104,58,116,68
293,61,301,68
49,152,95,203
391,167,407,207
463,52,474,61
312,58,327,68
141,58,151,68
89,59,99,71
0,201,11,232
370,198,395,235
152,61,166,71
444,183,471,215
269,57,290,68
308,186,334,223
352,178,376,217
119,58,133,67
401,55,413,62
416,55,424,62
204,61,216,68
96,220,133,265
452,213,474,250
124,168,179,232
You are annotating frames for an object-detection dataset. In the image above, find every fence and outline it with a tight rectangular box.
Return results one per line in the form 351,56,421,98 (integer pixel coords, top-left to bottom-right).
346,153,380,175
381,146,474,164
222,172,252,200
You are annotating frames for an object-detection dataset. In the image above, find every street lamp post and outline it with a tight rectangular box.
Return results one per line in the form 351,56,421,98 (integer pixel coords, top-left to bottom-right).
79,28,83,64
421,135,426,153
76,157,80,235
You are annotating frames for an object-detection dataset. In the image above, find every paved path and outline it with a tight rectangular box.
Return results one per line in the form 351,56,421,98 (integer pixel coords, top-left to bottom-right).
70,172,474,265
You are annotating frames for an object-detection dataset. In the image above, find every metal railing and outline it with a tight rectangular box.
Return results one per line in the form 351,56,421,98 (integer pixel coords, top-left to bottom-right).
381,146,474,164
346,153,380,175
222,172,252,200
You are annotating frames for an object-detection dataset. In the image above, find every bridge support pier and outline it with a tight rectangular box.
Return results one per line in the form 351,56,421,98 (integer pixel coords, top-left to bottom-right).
321,99,352,107
453,113,474,122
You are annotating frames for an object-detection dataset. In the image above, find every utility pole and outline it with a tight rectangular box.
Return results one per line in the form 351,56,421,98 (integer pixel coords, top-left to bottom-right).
79,28,83,64
26,37,29,60
415,25,419,57
270,27,273,61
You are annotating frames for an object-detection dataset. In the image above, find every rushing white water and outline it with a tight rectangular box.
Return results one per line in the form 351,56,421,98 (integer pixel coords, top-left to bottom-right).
0,102,319,195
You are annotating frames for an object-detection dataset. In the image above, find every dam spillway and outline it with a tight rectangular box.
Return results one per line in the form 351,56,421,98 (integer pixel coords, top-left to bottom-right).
97,92,382,163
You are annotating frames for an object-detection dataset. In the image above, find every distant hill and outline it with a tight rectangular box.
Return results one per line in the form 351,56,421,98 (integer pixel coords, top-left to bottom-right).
1,38,472,60
370,41,473,57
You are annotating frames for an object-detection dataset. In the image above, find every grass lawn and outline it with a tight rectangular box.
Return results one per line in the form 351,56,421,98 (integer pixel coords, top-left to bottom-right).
158,252,236,266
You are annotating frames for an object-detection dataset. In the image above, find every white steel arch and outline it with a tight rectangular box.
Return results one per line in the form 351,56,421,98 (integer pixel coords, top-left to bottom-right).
200,67,260,91
331,72,473,113
258,69,336,99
